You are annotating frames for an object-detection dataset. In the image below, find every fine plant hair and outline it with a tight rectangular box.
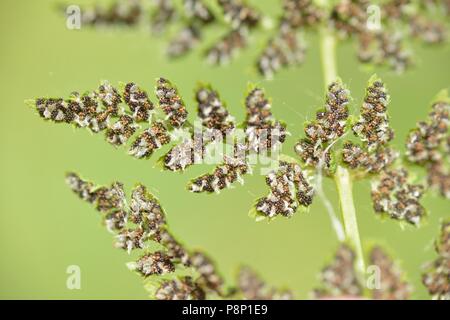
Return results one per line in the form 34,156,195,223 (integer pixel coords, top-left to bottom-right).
28,75,450,299
64,0,449,76
63,172,419,299
65,172,294,299
30,0,450,300
29,78,287,191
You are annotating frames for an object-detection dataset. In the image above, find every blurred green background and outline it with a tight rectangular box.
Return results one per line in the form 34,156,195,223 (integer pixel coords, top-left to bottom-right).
0,0,448,299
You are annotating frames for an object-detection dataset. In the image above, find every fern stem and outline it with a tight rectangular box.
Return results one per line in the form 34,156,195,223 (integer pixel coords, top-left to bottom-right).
319,26,337,90
334,165,365,277
319,20,366,278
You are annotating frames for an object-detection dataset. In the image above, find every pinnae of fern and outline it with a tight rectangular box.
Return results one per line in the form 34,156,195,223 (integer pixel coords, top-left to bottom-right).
255,161,314,218
65,172,296,299
406,95,450,199
371,168,425,226
294,79,350,170
422,221,450,300
65,172,229,298
313,244,412,300
68,0,448,74
238,266,293,300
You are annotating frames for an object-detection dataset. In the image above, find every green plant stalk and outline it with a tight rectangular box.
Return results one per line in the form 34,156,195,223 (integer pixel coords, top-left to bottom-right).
335,166,366,276
319,26,337,89
319,24,366,277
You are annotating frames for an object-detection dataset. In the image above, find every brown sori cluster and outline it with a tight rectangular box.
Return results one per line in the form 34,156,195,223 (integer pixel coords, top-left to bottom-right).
162,0,259,63
156,77,188,128
343,79,398,173
371,168,425,225
410,15,447,44
34,97,74,123
237,266,293,300
281,0,323,29
151,0,176,34
34,80,173,149
309,80,350,140
167,25,201,58
331,0,412,71
204,0,259,65
33,81,287,192
369,0,447,71
384,0,448,45
244,88,272,127
96,81,122,114
327,0,446,72
329,0,448,72
313,244,363,298
188,87,287,193
353,80,393,149
129,185,166,235
183,0,215,24
295,81,350,169
191,251,224,294
123,82,154,122
406,99,450,199
381,0,410,20
245,88,287,153
218,0,260,29
162,82,239,172
267,0,445,73
95,182,127,213
422,221,450,300
330,0,369,37
342,142,398,174
73,0,215,58
189,162,248,193
163,132,204,171
166,0,216,58
189,142,248,193
196,86,235,134
429,0,450,16
157,229,191,265
73,1,447,74
313,244,411,299
105,210,128,231
370,246,412,300
65,173,100,203
256,161,314,218
257,26,306,78
159,82,238,171
129,121,171,158
106,115,139,146
66,175,172,253
205,29,248,65
155,276,206,300
35,83,124,133
428,161,450,200
78,0,142,26
65,173,225,299
257,0,322,77
135,251,175,277
358,32,412,73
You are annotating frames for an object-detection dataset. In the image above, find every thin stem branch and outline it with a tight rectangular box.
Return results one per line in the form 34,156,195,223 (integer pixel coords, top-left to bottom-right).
318,14,366,278
315,139,345,242
334,166,365,277
319,26,337,90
